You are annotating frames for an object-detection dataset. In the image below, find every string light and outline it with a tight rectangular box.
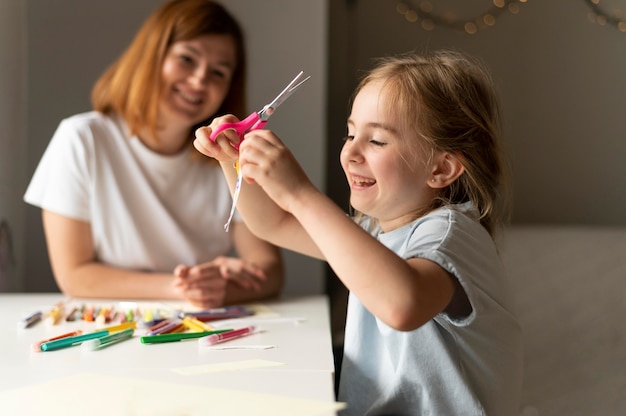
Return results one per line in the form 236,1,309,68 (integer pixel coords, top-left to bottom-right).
584,0,626,32
396,0,626,34
396,0,528,34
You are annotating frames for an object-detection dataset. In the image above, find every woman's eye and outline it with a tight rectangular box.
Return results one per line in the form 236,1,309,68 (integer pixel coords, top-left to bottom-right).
178,54,194,65
210,69,227,79
342,135,354,142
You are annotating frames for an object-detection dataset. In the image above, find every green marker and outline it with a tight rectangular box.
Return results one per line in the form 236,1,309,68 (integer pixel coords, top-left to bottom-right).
40,330,109,351
82,328,135,350
140,329,232,344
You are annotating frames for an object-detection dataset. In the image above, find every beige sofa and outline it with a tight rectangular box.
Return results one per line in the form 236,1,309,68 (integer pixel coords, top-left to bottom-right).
499,225,626,416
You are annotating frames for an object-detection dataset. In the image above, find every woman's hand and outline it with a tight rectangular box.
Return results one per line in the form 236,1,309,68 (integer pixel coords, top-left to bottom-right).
194,115,242,163
172,256,267,309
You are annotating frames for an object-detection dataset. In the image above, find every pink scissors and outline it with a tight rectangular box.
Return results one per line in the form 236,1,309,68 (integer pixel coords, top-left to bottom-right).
209,71,310,148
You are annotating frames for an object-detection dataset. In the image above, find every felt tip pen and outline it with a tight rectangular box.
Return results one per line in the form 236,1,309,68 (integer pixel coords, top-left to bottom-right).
32,330,83,352
182,316,213,332
199,326,256,346
18,311,43,329
40,330,109,352
45,304,63,326
82,328,134,351
146,319,185,336
96,321,137,333
140,329,232,344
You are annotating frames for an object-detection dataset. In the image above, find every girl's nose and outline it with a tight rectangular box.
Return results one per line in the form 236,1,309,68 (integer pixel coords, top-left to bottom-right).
341,139,363,163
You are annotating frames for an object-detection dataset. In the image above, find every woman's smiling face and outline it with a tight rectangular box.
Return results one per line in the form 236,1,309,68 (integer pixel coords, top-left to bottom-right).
159,34,237,130
340,80,436,232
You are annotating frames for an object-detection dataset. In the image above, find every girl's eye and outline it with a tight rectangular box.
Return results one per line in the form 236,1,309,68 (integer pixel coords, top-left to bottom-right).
370,139,386,147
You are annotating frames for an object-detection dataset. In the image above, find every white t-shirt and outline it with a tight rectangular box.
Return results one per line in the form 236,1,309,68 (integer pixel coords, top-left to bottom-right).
24,111,238,272
339,203,523,415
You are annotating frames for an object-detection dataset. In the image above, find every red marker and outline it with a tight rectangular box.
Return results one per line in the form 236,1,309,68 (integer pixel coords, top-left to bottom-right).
199,326,256,346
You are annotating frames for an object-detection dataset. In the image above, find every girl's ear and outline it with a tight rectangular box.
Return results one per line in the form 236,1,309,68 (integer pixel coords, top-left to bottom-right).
428,152,465,188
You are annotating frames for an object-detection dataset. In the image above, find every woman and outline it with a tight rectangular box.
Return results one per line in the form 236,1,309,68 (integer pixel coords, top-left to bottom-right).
24,0,284,309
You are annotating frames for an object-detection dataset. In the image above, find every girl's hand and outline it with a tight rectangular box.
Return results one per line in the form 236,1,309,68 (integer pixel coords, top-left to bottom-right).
194,115,242,163
239,129,316,213
172,257,266,309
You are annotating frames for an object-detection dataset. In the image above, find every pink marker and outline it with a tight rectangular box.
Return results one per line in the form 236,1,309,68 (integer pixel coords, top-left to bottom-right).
199,325,256,346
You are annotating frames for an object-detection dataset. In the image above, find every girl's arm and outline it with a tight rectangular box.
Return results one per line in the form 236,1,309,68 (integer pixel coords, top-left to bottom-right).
234,129,461,331
194,122,324,259
287,189,460,331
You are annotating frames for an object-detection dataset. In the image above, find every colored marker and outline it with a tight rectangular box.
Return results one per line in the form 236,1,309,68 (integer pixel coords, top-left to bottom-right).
32,330,83,352
64,307,78,322
45,305,63,326
199,326,256,346
82,328,134,351
40,330,109,352
181,306,253,322
140,329,232,344
182,316,213,332
146,319,184,336
18,311,43,329
96,321,137,333
142,317,167,328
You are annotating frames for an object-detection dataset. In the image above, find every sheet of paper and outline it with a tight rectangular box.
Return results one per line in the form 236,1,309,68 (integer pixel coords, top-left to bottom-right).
0,372,346,416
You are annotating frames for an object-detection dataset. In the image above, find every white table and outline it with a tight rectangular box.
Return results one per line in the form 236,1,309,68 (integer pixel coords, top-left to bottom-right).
0,293,344,415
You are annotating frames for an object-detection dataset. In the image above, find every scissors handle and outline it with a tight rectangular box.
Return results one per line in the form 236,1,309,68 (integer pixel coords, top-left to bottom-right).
209,113,267,149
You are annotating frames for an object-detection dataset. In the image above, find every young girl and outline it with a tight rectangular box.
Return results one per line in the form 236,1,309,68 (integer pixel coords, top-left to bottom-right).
195,50,523,415
23,0,283,309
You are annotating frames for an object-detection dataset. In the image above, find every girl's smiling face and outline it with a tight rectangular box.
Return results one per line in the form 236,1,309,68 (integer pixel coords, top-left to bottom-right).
340,80,437,232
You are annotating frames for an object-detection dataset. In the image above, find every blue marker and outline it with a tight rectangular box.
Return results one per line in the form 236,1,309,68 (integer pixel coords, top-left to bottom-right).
18,311,43,329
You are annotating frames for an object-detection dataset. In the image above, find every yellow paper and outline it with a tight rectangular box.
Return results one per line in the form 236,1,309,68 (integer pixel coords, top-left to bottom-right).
0,373,346,416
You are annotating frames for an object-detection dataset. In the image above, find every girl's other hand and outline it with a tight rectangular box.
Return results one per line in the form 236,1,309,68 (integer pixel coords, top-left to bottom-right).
239,129,315,214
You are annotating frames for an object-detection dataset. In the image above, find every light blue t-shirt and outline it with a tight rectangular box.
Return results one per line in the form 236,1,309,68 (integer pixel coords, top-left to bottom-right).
338,203,523,415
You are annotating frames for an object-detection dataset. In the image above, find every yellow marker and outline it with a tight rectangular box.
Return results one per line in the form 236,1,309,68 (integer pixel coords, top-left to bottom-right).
95,307,109,325
143,309,154,322
45,303,63,325
97,321,137,333
182,316,213,332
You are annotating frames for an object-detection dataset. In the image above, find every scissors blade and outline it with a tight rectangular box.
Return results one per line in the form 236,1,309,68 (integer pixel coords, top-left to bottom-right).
258,71,311,121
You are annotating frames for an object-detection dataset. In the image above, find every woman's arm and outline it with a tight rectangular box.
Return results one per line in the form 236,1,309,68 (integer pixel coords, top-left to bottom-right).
42,210,179,300
225,219,284,304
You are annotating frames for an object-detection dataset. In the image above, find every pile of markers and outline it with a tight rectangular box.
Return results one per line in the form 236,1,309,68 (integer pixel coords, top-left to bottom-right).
31,321,138,352
22,302,259,352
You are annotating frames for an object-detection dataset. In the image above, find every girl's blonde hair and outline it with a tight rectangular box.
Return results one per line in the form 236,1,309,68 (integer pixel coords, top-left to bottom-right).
354,50,509,235
91,0,246,147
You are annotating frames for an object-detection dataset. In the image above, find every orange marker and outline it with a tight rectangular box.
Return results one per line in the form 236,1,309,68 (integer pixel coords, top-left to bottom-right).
83,306,95,322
